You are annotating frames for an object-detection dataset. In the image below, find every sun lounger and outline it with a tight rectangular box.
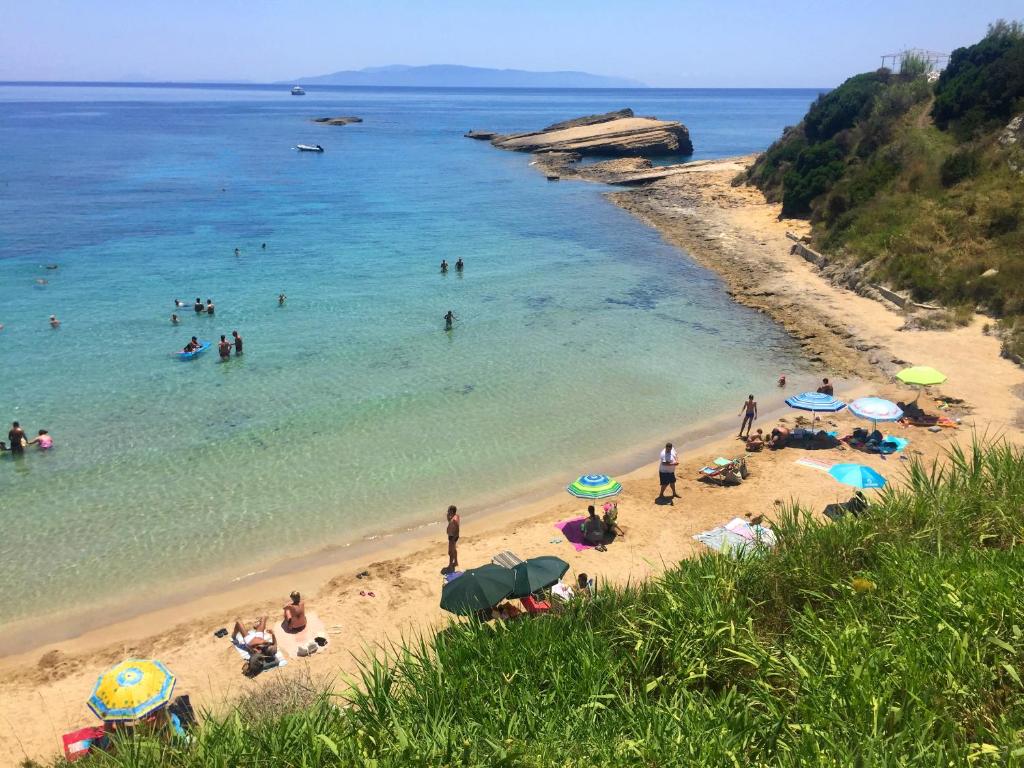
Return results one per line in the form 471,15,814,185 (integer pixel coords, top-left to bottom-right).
492,550,525,569
698,457,747,484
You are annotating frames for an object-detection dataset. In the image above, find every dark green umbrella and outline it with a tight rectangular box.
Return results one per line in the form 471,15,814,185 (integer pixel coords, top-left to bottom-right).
510,556,570,598
440,564,516,616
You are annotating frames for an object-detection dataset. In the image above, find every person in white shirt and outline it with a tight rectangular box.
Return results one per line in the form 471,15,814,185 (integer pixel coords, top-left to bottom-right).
658,442,679,502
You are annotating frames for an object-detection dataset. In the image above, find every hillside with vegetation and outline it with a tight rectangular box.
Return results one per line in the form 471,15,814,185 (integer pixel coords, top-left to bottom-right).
63,442,1024,767
745,21,1024,360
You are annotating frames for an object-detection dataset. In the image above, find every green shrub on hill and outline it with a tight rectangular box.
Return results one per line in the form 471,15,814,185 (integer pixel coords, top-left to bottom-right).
747,21,1024,344
71,442,1024,767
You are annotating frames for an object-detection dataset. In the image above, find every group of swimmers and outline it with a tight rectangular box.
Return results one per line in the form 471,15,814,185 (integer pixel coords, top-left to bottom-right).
2,421,52,455
180,330,243,358
172,297,215,324
439,259,464,330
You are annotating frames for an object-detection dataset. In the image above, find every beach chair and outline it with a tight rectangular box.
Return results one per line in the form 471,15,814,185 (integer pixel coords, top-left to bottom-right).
491,551,525,569
520,595,551,615
62,726,105,762
697,457,746,485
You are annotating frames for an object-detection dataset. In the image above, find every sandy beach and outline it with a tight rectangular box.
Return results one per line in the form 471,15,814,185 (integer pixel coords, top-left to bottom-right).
3,156,1022,767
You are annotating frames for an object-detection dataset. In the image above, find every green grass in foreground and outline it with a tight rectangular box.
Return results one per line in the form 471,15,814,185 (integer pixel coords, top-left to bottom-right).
68,441,1024,767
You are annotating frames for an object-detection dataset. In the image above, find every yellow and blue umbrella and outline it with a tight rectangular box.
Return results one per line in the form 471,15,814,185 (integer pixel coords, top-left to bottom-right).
829,463,886,489
87,659,176,722
567,474,622,499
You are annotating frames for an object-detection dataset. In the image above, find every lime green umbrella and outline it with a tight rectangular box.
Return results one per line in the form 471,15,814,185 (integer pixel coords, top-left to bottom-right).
440,564,515,616
510,556,570,598
896,366,947,386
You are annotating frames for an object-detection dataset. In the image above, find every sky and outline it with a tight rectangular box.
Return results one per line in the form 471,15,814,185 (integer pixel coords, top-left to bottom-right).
3,0,1022,87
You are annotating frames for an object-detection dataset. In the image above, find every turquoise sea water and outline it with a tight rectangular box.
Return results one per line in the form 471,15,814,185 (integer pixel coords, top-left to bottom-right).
0,85,819,623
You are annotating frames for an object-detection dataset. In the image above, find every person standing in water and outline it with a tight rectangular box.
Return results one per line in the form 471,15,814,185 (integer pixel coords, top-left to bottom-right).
440,259,448,274
8,422,26,455
206,299,215,315
738,394,758,439
49,315,60,328
444,505,460,574
278,293,287,306
455,257,464,272
218,335,232,360
171,313,180,325
232,330,243,355
444,310,455,331
193,297,203,313
234,248,240,257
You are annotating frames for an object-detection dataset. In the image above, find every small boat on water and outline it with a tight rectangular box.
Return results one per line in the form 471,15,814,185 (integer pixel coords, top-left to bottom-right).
176,340,211,361
291,86,306,95
296,144,324,153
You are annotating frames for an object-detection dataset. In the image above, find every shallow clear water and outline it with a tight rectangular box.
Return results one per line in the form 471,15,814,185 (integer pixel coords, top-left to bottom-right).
0,85,818,621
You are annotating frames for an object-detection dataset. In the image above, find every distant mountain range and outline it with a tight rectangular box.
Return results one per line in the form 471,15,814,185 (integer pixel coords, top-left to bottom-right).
284,65,645,89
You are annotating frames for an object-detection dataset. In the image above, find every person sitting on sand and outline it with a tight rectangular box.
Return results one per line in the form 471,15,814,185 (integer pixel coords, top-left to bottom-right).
746,428,765,451
582,505,607,550
26,429,52,450
766,426,790,450
602,502,624,539
576,573,595,598
282,591,306,633
232,616,277,653
817,377,834,396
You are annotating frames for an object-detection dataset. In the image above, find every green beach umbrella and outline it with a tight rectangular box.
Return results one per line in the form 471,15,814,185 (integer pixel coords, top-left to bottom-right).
440,564,515,616
567,474,622,499
896,366,947,387
510,556,570,598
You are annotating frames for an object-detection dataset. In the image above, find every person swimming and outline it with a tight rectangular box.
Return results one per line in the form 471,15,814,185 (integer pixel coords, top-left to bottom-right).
444,310,455,331
193,297,203,313
174,299,186,308
171,313,180,325
49,315,60,328
27,430,52,450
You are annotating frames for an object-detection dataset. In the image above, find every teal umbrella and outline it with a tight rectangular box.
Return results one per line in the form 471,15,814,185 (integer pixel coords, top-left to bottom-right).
440,564,515,616
510,556,570,598
829,463,886,489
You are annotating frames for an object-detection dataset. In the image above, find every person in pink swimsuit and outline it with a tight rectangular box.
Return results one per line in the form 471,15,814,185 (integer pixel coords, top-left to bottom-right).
27,430,53,450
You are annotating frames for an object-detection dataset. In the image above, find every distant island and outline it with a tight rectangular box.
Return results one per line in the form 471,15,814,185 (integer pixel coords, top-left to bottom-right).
283,64,645,89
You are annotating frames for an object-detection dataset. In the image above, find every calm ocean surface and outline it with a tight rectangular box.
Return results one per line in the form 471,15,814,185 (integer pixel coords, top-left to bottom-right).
0,84,819,622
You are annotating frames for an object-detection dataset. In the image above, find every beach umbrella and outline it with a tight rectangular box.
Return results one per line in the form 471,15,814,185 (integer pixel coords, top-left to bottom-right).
896,366,947,402
510,556,570,598
847,397,904,431
87,659,176,722
440,564,516,616
784,391,846,422
829,463,887,490
567,474,622,499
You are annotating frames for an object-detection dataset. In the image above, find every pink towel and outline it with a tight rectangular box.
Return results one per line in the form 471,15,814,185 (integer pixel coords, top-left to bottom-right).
554,517,593,551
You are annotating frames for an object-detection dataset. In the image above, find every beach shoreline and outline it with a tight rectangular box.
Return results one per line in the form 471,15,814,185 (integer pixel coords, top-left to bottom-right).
3,154,1023,767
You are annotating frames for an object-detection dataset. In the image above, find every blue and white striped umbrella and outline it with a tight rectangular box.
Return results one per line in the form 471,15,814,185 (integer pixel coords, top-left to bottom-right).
848,397,903,429
784,391,847,415
567,474,622,499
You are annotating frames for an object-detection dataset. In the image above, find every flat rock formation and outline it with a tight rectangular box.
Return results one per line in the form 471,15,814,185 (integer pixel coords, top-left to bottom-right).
312,116,363,126
490,108,692,157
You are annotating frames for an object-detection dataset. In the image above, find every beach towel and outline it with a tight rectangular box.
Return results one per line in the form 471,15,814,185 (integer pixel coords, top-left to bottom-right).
554,517,593,551
795,457,833,471
883,435,909,452
694,518,775,556
230,639,288,669
492,551,525,569
275,611,329,659
62,727,105,762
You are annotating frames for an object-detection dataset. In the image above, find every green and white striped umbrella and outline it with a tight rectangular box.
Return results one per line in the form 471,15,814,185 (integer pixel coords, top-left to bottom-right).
567,474,622,499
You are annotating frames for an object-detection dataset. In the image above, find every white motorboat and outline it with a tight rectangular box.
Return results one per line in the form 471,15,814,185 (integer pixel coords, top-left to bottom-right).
290,86,306,95
296,144,324,152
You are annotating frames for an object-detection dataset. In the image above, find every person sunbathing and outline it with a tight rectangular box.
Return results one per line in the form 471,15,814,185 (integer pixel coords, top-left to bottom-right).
766,426,790,449
745,428,765,451
282,591,306,633
232,617,276,654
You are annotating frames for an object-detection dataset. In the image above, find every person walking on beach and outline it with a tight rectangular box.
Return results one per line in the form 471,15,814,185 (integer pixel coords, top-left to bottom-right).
817,378,834,396
218,335,232,360
232,330,243,355
444,310,455,331
658,442,679,503
738,394,758,438
8,422,26,455
444,505,460,574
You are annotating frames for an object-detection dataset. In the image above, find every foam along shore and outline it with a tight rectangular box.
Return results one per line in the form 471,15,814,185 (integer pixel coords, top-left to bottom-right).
3,156,1024,766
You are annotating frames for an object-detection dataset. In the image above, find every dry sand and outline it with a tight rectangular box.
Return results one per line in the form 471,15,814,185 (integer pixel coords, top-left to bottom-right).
3,156,1023,766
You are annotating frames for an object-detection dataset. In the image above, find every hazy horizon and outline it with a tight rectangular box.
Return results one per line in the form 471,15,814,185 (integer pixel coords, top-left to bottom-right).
4,1,1023,88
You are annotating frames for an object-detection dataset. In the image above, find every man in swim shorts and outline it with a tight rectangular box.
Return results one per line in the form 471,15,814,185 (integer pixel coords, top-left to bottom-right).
232,330,243,354
444,505,460,574
194,297,203,313
658,442,679,503
738,394,758,438
218,335,231,359
8,422,26,455
444,310,455,331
